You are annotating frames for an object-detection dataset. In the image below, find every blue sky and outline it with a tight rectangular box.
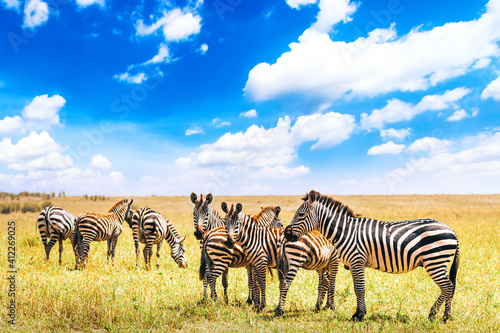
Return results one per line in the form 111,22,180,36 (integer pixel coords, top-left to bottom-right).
0,0,499,196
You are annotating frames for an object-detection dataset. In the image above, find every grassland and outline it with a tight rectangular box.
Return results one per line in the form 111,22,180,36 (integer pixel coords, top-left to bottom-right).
1,194,499,332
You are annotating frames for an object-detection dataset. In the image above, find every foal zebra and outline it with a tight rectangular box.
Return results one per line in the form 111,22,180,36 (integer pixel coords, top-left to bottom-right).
201,204,283,305
284,190,459,322
37,206,77,266
277,230,339,315
127,208,187,270
223,202,284,312
75,198,134,269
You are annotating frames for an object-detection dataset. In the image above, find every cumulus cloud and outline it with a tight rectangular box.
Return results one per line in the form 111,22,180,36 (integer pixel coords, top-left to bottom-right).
367,141,405,155
23,0,49,28
481,76,500,101
0,131,72,170
198,43,208,55
360,88,470,130
286,0,317,9
186,127,204,136
135,8,202,42
380,128,411,140
1,0,20,11
240,109,257,118
90,154,112,169
75,0,104,8
0,116,24,136
245,0,500,103
405,137,451,154
143,44,172,65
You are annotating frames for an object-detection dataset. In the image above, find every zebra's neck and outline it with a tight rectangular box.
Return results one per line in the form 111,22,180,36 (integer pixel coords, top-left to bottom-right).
164,217,181,247
109,201,129,224
208,205,224,229
314,198,356,247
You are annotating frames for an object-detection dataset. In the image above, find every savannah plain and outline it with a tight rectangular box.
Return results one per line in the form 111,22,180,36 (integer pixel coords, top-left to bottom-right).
0,194,499,332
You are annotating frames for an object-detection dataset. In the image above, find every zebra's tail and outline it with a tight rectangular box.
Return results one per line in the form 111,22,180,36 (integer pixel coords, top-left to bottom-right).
74,217,83,255
278,241,289,283
199,243,212,281
449,240,460,290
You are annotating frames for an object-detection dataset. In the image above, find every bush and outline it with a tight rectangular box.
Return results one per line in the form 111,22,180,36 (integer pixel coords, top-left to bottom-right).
22,202,40,213
41,200,52,208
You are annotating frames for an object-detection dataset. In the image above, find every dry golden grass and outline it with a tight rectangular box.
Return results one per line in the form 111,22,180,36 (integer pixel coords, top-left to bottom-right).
0,194,499,332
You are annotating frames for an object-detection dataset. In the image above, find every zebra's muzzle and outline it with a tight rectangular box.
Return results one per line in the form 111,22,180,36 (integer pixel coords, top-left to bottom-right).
224,236,235,249
194,229,203,240
284,227,298,242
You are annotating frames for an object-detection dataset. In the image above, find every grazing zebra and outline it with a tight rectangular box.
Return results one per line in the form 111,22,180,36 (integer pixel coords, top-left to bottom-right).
75,198,134,269
127,207,187,270
276,230,339,315
284,190,460,322
37,206,77,266
223,202,284,312
200,204,283,305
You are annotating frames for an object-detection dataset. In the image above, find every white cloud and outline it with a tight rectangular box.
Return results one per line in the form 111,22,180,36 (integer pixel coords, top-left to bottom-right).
252,165,310,179
186,127,204,136
472,58,491,69
143,44,171,65
311,0,357,33
90,154,112,169
447,109,467,122
135,8,202,42
0,116,24,135
174,157,194,168
212,119,230,128
367,141,405,155
360,88,470,130
0,131,73,170
23,0,49,28
114,72,147,84
286,0,317,9
198,43,208,55
291,111,356,149
380,128,411,140
245,0,500,103
240,109,257,118
75,0,104,7
481,76,500,101
406,137,451,154
22,94,65,130
108,171,125,184
1,0,20,11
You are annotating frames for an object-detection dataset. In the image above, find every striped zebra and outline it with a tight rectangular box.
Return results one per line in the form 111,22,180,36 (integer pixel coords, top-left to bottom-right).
75,198,134,269
127,207,187,270
223,202,284,312
37,206,77,266
200,204,283,305
276,230,339,315
284,190,460,322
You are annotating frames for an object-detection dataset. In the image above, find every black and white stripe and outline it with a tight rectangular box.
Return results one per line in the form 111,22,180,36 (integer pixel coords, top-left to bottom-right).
75,198,134,269
277,230,339,315
284,190,459,322
37,206,77,266
223,202,284,312
127,207,187,270
201,204,283,305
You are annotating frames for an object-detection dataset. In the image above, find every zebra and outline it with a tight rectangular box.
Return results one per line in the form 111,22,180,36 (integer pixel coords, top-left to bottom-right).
200,204,283,305
284,190,460,322
127,207,187,270
75,198,134,269
223,202,284,312
276,229,339,315
37,206,77,266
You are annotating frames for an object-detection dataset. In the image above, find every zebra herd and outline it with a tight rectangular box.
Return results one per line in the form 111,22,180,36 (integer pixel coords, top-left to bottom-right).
37,190,460,322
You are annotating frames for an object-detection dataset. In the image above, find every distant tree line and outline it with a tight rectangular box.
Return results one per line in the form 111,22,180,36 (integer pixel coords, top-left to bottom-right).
84,195,107,201
0,191,66,200
0,200,52,214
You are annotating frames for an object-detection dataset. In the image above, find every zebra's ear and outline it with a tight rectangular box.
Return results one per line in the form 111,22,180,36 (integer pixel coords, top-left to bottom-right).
308,190,316,204
129,198,134,205
236,203,243,214
190,193,197,204
206,193,213,205
275,206,281,216
221,202,228,213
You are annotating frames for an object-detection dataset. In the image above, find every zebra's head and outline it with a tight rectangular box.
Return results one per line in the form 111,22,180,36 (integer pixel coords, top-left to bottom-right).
124,207,135,228
221,201,242,250
191,192,213,240
171,236,188,268
272,206,283,228
284,190,320,242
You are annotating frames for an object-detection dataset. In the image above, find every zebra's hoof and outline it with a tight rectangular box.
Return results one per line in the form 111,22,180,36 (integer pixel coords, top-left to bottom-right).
351,311,365,321
246,299,253,305
428,313,436,322
442,314,452,323
275,308,284,316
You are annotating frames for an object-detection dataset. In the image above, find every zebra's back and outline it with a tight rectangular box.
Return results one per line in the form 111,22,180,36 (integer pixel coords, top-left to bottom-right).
38,207,75,241
76,212,122,242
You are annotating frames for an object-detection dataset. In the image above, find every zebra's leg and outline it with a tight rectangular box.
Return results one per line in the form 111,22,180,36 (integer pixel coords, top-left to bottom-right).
206,258,230,303
276,258,302,315
315,269,328,311
58,237,64,265
110,236,119,266
350,262,367,321
143,238,154,270
70,234,78,270
325,254,339,310
45,231,58,261
156,241,163,269
134,240,140,267
254,263,267,312
222,268,229,304
425,263,455,322
246,265,254,305
79,235,94,268
106,239,112,264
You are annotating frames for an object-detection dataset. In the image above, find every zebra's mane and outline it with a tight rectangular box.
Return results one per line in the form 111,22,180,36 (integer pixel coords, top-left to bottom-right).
162,213,182,240
107,198,130,213
303,192,356,218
